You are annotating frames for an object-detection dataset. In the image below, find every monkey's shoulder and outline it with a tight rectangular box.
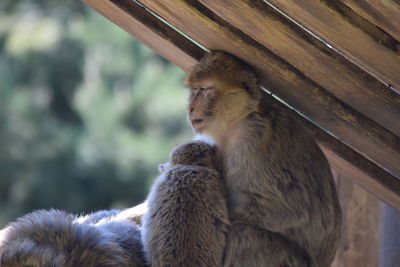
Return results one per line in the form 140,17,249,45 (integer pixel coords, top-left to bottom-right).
164,164,221,183
154,166,223,197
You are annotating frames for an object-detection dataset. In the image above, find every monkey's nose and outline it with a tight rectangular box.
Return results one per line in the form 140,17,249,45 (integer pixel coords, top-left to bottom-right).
189,107,194,115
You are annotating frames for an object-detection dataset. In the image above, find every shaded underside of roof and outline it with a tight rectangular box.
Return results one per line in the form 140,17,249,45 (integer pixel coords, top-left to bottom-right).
84,0,400,210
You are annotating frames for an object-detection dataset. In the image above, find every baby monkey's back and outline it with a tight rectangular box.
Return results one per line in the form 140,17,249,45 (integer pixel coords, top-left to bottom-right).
142,141,229,267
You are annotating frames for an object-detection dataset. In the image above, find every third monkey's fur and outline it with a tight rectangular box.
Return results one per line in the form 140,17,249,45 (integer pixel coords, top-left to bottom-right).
142,141,229,267
0,209,146,267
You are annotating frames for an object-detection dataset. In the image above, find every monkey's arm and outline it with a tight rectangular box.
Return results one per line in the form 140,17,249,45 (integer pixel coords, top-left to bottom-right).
115,202,148,226
240,113,330,232
75,202,148,226
231,170,316,233
259,187,311,232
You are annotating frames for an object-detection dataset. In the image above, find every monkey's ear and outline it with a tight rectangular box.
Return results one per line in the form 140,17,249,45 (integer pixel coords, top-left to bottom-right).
158,162,170,173
242,81,262,100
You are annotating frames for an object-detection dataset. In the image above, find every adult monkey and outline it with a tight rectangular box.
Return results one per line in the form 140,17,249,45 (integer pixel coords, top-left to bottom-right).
185,51,341,267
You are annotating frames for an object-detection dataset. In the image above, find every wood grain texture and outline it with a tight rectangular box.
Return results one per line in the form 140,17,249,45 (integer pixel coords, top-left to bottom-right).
265,0,400,91
340,0,400,42
83,0,400,209
200,0,400,139
320,0,399,53
83,0,203,71
136,0,400,181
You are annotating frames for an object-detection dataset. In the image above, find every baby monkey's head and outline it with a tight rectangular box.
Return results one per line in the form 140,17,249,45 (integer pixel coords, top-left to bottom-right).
159,141,218,172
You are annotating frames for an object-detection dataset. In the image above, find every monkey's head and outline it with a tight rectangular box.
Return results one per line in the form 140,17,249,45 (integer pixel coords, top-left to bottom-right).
185,51,261,139
161,141,218,171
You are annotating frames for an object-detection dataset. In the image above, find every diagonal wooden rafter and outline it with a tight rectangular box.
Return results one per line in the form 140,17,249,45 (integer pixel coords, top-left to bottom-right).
83,0,400,209
339,0,400,42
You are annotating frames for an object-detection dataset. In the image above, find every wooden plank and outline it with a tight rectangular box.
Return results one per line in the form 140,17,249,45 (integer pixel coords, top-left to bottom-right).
331,170,381,267
83,0,400,209
318,140,400,209
319,0,400,54
199,0,400,139
339,0,400,42
264,0,400,91
83,0,203,71
135,0,400,182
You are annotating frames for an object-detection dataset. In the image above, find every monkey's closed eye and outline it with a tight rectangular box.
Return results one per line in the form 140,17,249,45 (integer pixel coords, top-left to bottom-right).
194,163,208,167
200,86,214,92
241,82,253,95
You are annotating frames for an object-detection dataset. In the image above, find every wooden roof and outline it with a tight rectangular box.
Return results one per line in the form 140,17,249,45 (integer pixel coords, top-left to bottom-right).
84,0,400,209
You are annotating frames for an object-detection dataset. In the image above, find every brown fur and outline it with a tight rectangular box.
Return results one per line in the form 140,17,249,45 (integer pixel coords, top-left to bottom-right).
141,141,229,267
0,209,146,267
185,51,341,267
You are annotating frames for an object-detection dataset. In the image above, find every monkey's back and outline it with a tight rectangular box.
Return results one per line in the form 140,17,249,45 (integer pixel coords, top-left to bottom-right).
0,209,146,267
142,165,228,267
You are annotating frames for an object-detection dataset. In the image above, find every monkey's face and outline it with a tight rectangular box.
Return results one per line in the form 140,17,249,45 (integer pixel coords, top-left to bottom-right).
187,78,258,139
185,51,260,141
186,78,218,132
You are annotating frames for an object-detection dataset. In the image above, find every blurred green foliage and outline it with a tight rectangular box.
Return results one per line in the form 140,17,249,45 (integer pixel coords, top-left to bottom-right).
0,0,192,227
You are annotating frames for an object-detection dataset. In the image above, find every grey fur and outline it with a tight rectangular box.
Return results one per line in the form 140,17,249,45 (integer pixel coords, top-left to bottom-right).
141,141,229,267
222,109,341,267
0,209,146,267
186,51,342,267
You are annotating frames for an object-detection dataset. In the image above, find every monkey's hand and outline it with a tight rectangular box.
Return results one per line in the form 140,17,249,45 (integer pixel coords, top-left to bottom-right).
114,202,148,226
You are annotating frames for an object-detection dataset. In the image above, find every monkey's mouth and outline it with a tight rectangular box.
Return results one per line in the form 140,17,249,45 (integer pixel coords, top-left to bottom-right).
191,119,204,128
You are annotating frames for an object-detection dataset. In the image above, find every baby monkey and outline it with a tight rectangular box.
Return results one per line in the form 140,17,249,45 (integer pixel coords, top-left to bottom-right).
0,209,146,267
141,140,229,267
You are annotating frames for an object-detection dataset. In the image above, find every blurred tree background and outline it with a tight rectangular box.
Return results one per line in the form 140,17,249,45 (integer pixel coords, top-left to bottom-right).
0,0,192,227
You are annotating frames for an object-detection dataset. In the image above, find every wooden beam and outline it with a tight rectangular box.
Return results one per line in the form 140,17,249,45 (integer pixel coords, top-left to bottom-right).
324,146,400,209
332,170,381,267
83,0,400,209
199,0,400,138
339,0,400,42
314,130,400,209
264,0,400,91
83,0,203,71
